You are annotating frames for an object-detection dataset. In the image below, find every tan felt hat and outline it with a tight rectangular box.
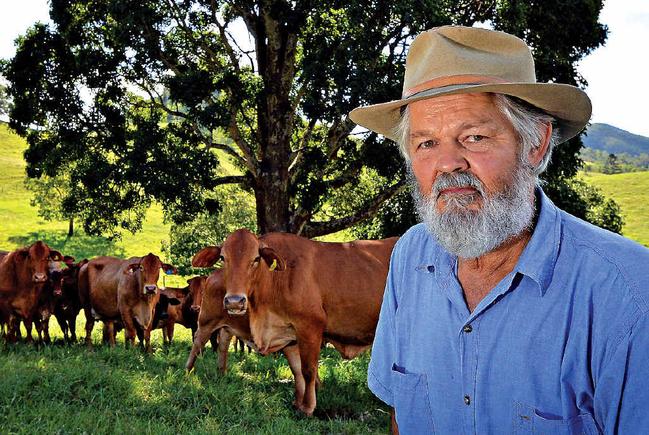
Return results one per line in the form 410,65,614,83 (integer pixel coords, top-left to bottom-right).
349,26,592,144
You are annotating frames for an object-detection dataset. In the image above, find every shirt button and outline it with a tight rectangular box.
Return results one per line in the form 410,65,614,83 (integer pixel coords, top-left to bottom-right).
463,324,473,333
464,395,471,405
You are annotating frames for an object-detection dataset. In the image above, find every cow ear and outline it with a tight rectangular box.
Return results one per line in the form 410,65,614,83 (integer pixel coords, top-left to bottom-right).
192,246,222,268
125,263,139,274
49,250,63,262
78,259,89,268
260,247,285,271
162,263,177,275
63,255,76,267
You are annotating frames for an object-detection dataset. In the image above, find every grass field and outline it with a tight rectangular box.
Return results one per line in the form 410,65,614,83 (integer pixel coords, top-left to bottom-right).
582,171,649,247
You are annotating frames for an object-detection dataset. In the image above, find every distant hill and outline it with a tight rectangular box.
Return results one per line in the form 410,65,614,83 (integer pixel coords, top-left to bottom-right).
582,123,649,156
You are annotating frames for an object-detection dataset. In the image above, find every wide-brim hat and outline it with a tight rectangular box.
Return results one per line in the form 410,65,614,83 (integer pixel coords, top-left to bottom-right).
349,26,591,144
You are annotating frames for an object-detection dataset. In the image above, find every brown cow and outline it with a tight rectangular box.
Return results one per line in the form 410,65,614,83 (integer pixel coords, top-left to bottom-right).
184,269,300,391
78,253,176,352
154,276,205,344
54,258,87,343
0,241,63,343
192,229,397,415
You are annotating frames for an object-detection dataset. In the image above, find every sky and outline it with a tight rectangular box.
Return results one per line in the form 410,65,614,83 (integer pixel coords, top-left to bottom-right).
1,0,648,137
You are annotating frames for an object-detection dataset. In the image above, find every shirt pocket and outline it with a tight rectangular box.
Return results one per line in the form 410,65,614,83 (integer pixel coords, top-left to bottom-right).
391,364,435,434
513,401,601,435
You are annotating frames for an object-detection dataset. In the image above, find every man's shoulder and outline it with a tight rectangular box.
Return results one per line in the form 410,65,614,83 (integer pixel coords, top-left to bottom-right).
558,209,649,310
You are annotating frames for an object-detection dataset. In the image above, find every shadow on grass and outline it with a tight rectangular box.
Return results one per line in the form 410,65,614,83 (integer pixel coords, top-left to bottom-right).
7,230,125,259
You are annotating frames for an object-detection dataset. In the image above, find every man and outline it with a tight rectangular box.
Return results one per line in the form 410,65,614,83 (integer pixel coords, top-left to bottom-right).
349,26,649,434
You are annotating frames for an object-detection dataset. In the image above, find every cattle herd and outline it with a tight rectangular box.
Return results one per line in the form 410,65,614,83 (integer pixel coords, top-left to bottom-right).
0,230,398,415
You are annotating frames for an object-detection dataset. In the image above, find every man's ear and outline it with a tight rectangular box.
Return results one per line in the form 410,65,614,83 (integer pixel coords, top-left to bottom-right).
192,246,222,268
527,122,553,168
259,247,285,271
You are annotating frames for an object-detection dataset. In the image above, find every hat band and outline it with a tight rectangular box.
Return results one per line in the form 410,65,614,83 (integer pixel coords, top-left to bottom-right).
403,74,510,98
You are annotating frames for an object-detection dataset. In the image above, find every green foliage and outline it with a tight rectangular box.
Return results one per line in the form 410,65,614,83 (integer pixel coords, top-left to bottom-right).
581,147,649,173
163,184,257,275
567,178,624,234
2,0,607,240
0,82,9,116
602,153,623,175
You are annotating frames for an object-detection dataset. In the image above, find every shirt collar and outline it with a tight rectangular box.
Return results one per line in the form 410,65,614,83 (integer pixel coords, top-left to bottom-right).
514,188,562,296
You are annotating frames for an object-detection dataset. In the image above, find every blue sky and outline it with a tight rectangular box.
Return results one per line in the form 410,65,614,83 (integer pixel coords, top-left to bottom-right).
2,0,648,137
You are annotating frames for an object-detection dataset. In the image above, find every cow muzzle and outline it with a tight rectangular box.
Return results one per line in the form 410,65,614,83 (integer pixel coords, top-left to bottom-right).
143,285,158,295
33,273,47,283
190,305,200,313
223,295,247,315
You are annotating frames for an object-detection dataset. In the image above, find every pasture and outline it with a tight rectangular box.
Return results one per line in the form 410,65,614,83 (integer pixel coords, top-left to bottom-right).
583,171,649,247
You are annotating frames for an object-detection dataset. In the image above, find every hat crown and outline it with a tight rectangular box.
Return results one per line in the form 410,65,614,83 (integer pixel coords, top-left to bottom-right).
404,26,536,96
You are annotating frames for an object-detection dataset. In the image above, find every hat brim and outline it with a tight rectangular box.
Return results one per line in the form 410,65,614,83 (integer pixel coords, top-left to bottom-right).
349,82,591,144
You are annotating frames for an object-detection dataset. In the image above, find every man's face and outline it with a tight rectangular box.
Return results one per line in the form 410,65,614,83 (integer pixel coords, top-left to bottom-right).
406,93,539,258
407,92,522,209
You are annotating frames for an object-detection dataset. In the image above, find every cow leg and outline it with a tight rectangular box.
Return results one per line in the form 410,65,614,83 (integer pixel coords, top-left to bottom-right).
185,320,219,372
83,307,94,348
41,313,51,344
34,318,44,343
296,333,323,415
69,318,78,343
217,328,232,374
23,318,34,343
120,311,137,348
105,321,116,347
143,326,152,353
56,314,69,342
282,344,305,409
165,323,175,345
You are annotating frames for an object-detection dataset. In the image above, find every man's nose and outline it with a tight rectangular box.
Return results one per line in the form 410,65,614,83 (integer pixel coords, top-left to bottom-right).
434,140,469,173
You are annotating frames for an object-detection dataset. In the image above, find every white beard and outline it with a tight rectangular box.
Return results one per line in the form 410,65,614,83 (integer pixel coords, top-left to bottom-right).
410,163,536,259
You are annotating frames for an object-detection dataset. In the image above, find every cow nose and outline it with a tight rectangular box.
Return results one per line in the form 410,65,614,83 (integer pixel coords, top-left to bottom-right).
190,305,200,313
54,288,62,297
33,273,47,283
223,295,247,314
144,285,157,294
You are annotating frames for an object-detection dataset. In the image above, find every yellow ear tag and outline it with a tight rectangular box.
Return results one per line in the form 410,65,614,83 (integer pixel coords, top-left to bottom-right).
269,259,277,271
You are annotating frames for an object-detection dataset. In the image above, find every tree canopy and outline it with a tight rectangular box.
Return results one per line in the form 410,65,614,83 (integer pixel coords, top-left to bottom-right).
3,0,608,240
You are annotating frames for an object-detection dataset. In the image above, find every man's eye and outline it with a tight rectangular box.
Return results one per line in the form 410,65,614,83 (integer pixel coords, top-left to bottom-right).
417,140,435,149
466,135,486,143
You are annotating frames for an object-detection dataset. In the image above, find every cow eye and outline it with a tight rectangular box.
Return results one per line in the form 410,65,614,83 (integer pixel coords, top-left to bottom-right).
139,265,144,271
218,255,225,262
252,256,261,266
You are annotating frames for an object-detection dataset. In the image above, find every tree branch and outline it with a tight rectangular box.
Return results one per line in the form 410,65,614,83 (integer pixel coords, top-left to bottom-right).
214,175,249,186
300,180,408,238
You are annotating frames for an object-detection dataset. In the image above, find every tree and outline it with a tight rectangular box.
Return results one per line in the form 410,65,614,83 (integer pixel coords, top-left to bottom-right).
0,82,10,117
24,172,78,237
3,0,608,240
603,153,622,174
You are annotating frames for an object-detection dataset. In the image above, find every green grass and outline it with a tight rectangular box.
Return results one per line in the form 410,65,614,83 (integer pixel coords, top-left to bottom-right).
582,171,649,247
0,322,389,434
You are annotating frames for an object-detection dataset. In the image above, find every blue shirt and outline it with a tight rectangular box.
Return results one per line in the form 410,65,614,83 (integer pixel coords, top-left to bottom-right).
368,189,649,434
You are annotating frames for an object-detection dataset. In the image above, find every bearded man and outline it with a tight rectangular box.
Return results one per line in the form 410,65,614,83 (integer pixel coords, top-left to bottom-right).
350,26,649,434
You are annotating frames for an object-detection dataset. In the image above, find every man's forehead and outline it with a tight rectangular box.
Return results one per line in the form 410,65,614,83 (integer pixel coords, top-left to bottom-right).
410,118,501,137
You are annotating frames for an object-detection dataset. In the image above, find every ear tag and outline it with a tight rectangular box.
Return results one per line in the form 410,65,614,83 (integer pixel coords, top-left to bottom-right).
269,259,277,271
165,269,173,275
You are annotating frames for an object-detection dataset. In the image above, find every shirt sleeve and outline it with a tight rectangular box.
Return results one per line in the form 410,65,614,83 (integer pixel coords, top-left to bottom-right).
367,244,401,407
594,312,649,433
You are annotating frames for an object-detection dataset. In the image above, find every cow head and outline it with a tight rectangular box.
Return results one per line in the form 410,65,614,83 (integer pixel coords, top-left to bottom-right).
125,253,177,296
187,276,206,313
192,229,285,315
14,241,63,284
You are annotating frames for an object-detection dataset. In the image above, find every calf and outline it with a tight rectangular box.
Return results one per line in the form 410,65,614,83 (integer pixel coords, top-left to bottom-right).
78,253,176,352
0,241,63,343
192,229,397,415
54,258,87,343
